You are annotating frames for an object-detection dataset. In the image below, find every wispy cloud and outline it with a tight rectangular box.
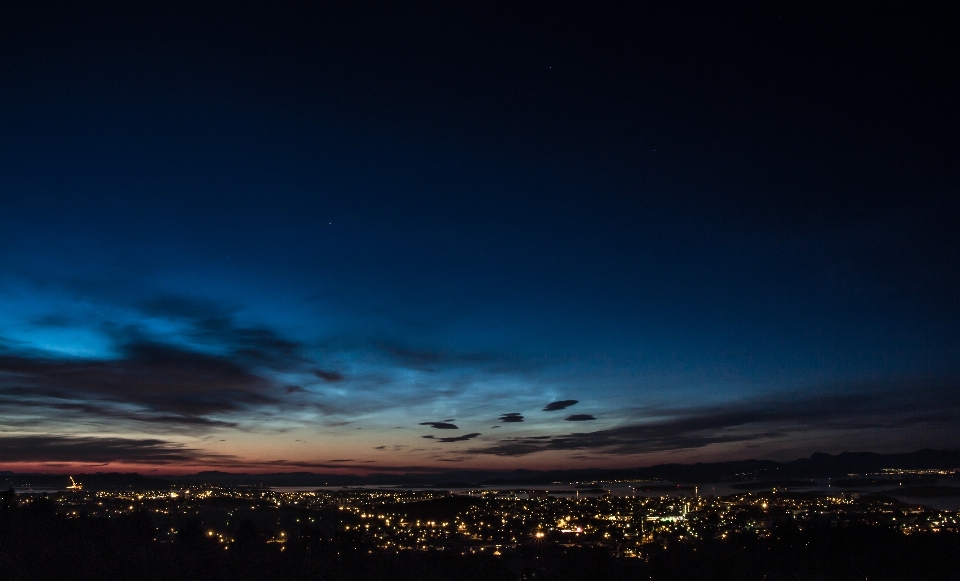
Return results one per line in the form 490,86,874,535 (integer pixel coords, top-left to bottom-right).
259,459,450,473
139,294,235,322
0,341,280,424
137,295,307,371
0,293,360,432
470,380,960,456
312,368,345,382
0,435,231,464
379,344,498,371
0,397,238,430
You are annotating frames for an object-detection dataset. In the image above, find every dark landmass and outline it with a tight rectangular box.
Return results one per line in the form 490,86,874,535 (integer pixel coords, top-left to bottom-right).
4,450,959,490
3,492,960,581
731,480,816,490
383,496,481,522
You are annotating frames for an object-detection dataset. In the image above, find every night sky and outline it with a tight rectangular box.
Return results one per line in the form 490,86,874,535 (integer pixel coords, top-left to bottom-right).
1,2,957,474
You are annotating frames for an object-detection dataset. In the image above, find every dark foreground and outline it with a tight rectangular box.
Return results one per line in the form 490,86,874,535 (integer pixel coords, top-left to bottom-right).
3,494,960,580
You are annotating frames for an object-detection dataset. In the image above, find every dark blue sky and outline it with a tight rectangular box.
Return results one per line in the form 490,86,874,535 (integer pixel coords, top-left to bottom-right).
1,2,957,473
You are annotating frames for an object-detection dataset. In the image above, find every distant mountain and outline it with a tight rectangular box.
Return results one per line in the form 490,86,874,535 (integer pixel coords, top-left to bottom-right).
4,449,959,489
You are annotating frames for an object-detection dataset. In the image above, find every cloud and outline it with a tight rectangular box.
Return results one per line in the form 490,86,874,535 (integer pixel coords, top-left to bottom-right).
380,344,497,371
4,291,544,437
139,294,233,322
0,397,238,430
312,368,345,382
0,292,365,431
467,422,768,456
423,433,482,443
565,414,595,421
543,400,578,411
419,422,458,429
190,317,305,369
0,435,231,464
139,294,306,370
469,380,960,457
499,413,524,423
374,341,542,374
0,334,298,434
0,341,278,418
28,314,75,327
259,459,449,472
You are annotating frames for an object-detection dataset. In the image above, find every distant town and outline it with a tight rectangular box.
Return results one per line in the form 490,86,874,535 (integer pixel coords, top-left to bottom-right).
7,472,960,556
5,453,960,579
4,460,960,579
